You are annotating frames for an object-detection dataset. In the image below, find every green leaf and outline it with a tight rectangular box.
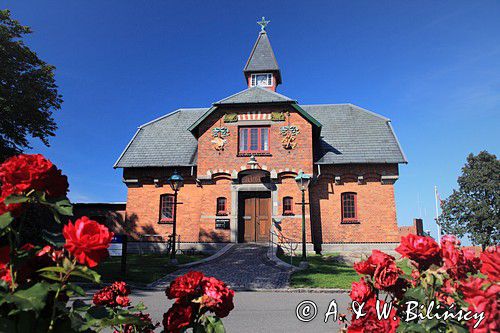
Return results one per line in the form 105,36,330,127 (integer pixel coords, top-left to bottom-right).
70,266,101,284
199,316,226,333
38,266,67,274
0,212,13,230
54,199,73,216
66,283,86,297
4,282,56,313
3,194,30,204
404,286,426,302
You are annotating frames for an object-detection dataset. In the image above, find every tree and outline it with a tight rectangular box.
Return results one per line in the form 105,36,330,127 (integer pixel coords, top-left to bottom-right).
0,9,62,161
440,151,500,249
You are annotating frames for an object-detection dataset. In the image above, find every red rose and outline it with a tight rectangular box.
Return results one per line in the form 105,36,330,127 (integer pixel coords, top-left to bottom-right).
373,261,402,290
200,276,235,318
350,277,375,304
112,281,131,296
63,217,113,267
166,271,204,299
0,246,12,284
163,302,195,333
395,234,441,268
480,246,499,281
93,287,116,306
0,154,68,198
354,260,375,276
348,301,399,333
441,240,481,280
353,250,395,277
460,278,500,333
115,295,130,307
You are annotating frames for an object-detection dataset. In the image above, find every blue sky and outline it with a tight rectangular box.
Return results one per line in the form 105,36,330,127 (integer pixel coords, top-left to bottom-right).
4,1,500,241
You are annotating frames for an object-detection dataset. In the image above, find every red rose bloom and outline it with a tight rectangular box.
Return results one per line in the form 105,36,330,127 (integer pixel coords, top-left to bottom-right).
112,281,130,296
93,287,116,306
166,271,204,299
200,276,235,318
163,302,195,333
395,234,441,268
115,295,130,307
480,245,499,281
373,261,402,290
348,301,399,333
354,259,375,276
63,217,113,267
353,250,395,277
0,187,23,217
350,277,375,304
0,246,12,283
460,278,500,333
0,154,68,198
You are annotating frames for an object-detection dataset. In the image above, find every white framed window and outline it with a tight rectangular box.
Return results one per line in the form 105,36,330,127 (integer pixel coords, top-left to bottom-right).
251,73,273,87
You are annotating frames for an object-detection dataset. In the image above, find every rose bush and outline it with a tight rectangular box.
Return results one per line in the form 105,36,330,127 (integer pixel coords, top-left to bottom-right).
164,271,235,332
343,234,499,333
0,154,158,332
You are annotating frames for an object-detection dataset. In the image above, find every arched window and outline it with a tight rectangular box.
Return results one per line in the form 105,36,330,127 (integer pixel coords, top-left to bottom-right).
159,194,174,223
341,192,358,223
216,197,227,215
283,196,294,215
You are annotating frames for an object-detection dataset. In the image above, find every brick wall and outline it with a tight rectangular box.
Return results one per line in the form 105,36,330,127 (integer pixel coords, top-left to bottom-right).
197,105,314,178
309,164,400,245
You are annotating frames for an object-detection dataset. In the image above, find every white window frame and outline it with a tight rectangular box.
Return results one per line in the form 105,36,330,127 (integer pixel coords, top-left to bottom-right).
251,73,273,87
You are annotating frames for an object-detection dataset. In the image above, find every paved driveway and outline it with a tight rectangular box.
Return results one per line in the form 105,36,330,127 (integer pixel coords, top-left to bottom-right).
149,244,292,290
126,290,351,333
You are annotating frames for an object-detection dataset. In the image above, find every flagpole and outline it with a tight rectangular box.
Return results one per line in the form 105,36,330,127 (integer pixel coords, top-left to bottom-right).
434,186,441,243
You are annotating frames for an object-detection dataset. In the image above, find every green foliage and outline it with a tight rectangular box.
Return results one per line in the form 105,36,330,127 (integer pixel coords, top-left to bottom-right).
440,151,499,248
0,10,62,161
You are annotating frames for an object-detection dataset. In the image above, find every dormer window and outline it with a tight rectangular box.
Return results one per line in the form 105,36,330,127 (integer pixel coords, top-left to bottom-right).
251,73,273,87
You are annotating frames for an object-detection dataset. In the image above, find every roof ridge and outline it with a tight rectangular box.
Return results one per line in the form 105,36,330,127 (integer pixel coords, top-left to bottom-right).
302,103,390,122
138,108,208,128
214,86,294,105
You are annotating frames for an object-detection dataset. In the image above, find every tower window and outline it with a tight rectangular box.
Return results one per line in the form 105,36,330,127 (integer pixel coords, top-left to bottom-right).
239,127,269,153
216,197,227,215
159,194,174,223
283,196,293,215
251,73,272,87
341,192,358,223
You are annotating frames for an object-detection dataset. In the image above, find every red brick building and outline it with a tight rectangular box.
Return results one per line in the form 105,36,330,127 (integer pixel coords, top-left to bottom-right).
114,26,407,253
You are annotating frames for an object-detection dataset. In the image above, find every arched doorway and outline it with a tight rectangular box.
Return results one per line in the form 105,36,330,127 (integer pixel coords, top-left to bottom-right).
236,170,272,243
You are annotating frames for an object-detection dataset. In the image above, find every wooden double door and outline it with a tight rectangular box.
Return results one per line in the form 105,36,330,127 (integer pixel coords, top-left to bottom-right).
238,192,271,243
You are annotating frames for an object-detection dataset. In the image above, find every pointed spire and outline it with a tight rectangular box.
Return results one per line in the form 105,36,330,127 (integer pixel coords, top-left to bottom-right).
243,18,282,85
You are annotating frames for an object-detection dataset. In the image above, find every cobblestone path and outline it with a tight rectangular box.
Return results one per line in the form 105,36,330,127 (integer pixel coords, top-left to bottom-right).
149,244,292,290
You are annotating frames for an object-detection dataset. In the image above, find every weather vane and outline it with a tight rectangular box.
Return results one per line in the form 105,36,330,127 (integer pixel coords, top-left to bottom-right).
257,17,270,32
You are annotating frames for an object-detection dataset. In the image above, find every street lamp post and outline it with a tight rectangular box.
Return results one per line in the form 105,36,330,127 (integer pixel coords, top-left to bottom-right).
295,171,311,269
168,170,184,265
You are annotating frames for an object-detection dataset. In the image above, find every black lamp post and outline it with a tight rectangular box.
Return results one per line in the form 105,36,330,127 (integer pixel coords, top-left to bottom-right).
295,171,311,269
168,170,184,264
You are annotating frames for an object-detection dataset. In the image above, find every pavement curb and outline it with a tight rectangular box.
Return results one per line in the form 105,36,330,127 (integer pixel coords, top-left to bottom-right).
266,244,304,272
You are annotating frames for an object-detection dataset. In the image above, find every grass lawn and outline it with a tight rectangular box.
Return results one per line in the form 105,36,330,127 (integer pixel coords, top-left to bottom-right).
94,253,208,286
278,253,359,289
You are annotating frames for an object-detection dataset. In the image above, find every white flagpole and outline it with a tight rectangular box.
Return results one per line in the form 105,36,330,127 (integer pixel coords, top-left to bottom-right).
434,186,441,243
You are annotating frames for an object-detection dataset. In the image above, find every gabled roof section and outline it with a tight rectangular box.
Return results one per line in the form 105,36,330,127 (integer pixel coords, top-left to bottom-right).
188,87,321,135
302,104,407,164
114,108,207,168
215,86,294,105
243,31,281,83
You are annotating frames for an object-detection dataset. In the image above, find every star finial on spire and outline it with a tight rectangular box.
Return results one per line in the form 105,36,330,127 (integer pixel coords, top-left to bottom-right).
257,17,270,32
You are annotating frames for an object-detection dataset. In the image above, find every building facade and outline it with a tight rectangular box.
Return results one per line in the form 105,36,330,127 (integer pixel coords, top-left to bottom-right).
114,26,407,252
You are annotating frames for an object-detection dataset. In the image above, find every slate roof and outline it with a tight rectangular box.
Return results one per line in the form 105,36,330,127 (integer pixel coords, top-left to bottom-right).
243,31,281,83
114,108,207,168
114,103,406,168
214,86,293,105
303,104,407,164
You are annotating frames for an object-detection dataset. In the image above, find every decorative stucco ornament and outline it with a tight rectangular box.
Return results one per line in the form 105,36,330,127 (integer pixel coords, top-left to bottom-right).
280,125,300,149
223,113,238,123
211,127,230,151
270,111,286,121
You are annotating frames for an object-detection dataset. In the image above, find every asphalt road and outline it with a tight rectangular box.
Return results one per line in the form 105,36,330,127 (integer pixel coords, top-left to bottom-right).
126,290,352,333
